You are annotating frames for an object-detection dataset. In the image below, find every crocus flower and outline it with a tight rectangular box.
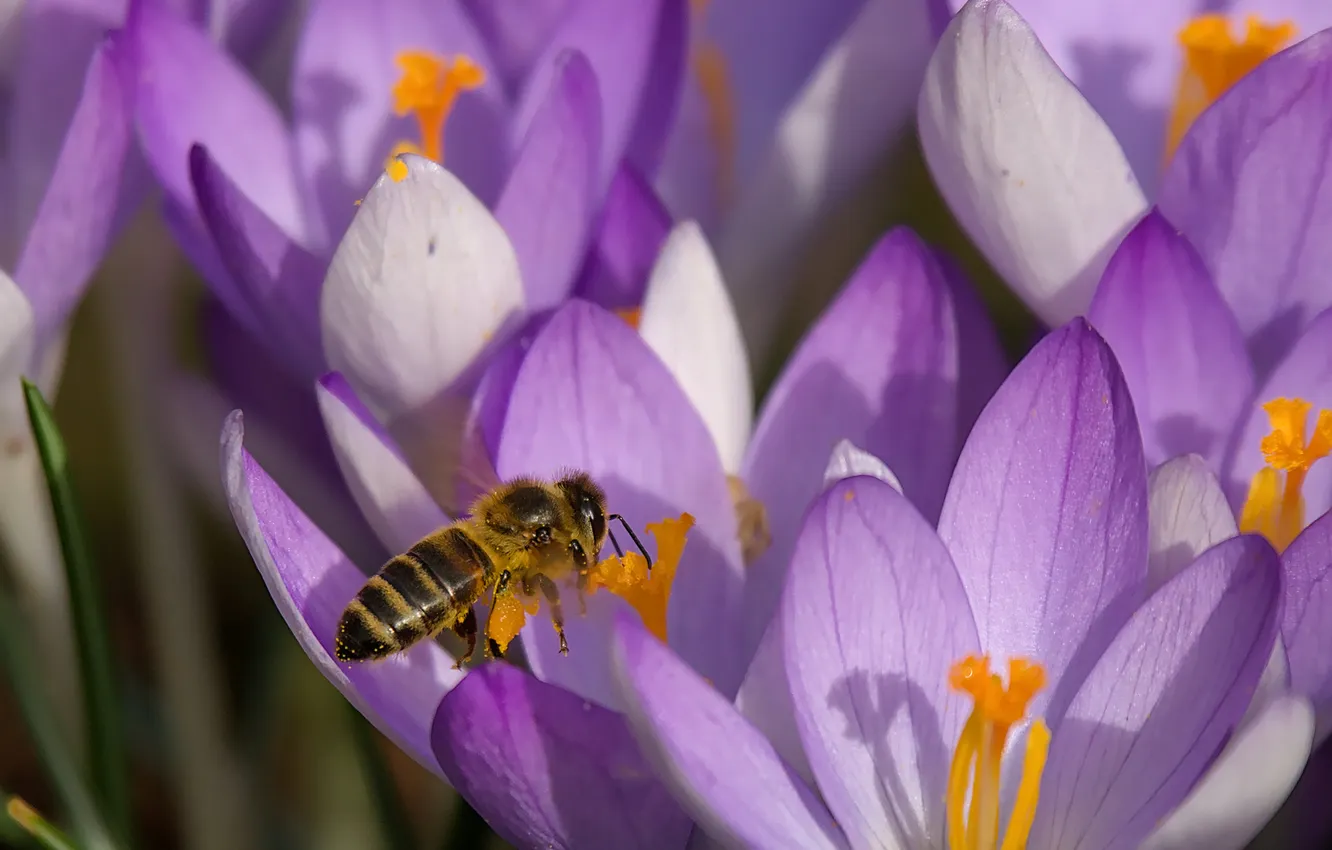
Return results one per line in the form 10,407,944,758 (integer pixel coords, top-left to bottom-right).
611,320,1321,850
223,144,1005,843
917,0,1332,333
653,0,951,367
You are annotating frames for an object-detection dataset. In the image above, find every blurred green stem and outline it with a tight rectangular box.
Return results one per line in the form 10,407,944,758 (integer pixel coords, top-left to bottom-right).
346,706,415,850
22,381,132,848
4,793,79,850
0,587,117,850
442,797,489,850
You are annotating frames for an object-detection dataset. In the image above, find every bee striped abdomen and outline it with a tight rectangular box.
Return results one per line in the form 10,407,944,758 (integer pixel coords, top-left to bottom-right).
335,527,492,662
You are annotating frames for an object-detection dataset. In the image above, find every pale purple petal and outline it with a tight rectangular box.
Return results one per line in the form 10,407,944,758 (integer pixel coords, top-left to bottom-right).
1087,210,1253,469
315,372,448,555
290,0,506,242
222,410,463,777
13,38,132,356
1146,455,1238,593
741,228,960,654
461,0,572,95
937,319,1148,717
612,612,846,850
733,615,814,787
518,0,674,189
432,662,692,850
619,0,685,177
935,252,1006,438
784,476,978,850
125,0,308,244
1030,534,1281,850
573,163,672,310
494,49,601,313
1159,27,1332,375
495,300,743,707
1224,307,1332,519
1280,509,1332,716
189,143,324,379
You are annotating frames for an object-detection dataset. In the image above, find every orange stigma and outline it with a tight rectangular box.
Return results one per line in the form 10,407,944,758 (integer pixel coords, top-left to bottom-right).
585,513,694,643
1239,397,1332,552
385,50,485,181
614,307,643,329
946,655,1050,850
688,0,737,208
1165,15,1295,161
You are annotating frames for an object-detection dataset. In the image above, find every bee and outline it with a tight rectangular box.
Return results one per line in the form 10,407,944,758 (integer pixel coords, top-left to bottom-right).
334,472,650,664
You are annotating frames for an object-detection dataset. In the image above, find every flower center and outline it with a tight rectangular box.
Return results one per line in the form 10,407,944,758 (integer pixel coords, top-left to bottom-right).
1165,15,1295,161
385,50,485,181
1238,397,1332,553
689,0,737,209
946,655,1050,850
484,513,694,651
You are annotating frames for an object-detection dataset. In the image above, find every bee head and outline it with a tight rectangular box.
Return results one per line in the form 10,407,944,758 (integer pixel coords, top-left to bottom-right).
557,472,608,560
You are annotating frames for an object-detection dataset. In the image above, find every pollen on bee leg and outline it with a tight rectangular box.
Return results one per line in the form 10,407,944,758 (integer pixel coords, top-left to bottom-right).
484,593,540,656
1165,15,1295,161
1239,397,1332,552
585,513,695,643
945,655,1049,850
384,50,485,179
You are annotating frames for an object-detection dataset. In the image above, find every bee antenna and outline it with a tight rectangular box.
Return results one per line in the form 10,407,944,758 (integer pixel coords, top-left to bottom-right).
607,514,652,569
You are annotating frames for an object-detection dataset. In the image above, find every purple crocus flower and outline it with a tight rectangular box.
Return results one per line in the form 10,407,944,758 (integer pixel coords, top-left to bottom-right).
917,0,1332,333
611,321,1322,850
223,185,1004,845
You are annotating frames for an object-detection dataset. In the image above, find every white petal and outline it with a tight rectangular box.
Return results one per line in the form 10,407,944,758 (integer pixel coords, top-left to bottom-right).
315,375,449,554
822,439,904,493
1141,695,1313,850
717,0,936,366
1146,455,1238,592
917,0,1148,327
320,155,526,421
639,221,753,472
0,269,35,430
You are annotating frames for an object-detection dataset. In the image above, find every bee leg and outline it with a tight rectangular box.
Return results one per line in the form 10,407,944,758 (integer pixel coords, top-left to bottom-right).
575,570,589,617
482,570,512,661
451,609,478,669
534,574,569,656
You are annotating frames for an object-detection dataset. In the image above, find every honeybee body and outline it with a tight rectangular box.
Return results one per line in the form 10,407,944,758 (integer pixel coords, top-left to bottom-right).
335,473,614,663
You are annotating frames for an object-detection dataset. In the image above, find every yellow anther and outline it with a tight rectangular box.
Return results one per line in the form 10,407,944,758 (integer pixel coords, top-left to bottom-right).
1240,397,1332,552
728,475,772,565
946,656,1049,850
1165,15,1296,161
687,0,737,209
385,50,485,181
586,513,694,643
614,307,643,329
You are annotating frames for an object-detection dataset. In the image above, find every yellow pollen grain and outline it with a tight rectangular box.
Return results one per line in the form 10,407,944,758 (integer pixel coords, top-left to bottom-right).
486,593,540,655
1165,15,1295,161
1240,397,1332,552
385,50,485,181
946,655,1049,850
585,513,695,643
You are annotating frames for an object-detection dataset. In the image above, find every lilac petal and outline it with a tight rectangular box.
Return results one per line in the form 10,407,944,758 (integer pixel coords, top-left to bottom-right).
222,410,463,776
619,0,685,177
315,372,448,556
612,612,846,850
937,319,1148,716
13,38,131,357
1142,695,1313,850
822,439,903,493
1146,455,1238,594
461,0,572,96
1225,307,1332,519
1280,509,1332,719
495,300,743,708
494,49,601,313
432,662,692,850
1029,534,1281,850
518,0,674,189
190,143,324,379
638,221,752,473
125,0,308,244
783,476,978,850
741,228,960,653
320,155,525,422
935,251,1006,438
733,615,814,787
918,0,1147,328
1087,210,1253,470
1159,28,1332,374
717,0,938,365
573,163,672,310
290,0,506,241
